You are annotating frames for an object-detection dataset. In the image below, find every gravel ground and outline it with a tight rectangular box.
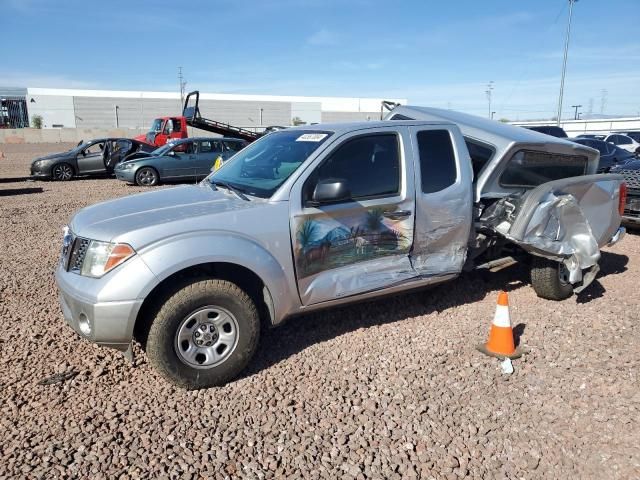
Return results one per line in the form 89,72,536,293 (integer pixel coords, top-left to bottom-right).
1,143,639,479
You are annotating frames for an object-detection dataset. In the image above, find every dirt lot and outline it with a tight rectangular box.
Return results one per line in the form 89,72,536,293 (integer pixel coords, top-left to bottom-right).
1,143,639,479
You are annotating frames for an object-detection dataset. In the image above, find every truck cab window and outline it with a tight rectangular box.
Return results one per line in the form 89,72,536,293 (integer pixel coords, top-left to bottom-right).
417,130,457,193
308,134,400,201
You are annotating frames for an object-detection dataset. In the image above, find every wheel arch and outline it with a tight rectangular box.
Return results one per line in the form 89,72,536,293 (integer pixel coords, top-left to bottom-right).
136,165,160,183
51,160,77,178
133,261,276,346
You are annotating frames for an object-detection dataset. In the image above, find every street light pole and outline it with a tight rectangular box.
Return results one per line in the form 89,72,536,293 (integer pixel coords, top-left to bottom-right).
556,0,578,127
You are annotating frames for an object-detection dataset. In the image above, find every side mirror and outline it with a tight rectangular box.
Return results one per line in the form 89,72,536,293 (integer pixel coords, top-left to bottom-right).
311,178,351,205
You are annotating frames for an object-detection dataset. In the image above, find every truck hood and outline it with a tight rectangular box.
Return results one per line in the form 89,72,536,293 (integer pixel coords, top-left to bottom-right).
70,184,263,245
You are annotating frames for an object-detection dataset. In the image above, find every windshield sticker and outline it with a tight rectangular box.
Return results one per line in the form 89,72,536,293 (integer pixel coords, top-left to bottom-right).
296,133,328,142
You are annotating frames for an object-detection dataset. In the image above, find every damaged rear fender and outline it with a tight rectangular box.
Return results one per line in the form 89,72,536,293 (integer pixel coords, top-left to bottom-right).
483,174,624,285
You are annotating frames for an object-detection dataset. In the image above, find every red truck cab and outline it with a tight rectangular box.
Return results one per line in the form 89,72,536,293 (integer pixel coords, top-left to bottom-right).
135,116,188,147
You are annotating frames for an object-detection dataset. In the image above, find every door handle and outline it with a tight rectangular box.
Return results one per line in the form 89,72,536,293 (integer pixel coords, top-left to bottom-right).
383,209,412,220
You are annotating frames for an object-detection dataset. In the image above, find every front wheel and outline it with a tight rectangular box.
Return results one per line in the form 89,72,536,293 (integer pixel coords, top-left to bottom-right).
530,256,574,300
145,279,260,389
135,167,159,186
51,163,74,181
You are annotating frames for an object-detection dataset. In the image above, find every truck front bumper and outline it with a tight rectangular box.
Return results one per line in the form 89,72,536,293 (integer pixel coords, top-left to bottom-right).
55,255,156,351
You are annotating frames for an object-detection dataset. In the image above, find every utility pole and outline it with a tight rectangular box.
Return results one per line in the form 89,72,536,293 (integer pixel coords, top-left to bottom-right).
485,81,494,119
178,67,187,108
556,0,578,126
571,104,582,120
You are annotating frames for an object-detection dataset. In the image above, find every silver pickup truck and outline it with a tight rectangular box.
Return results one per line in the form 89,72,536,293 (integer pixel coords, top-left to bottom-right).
56,107,626,388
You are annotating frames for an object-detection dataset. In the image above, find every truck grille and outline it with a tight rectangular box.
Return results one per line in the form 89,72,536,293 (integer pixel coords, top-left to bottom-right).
68,238,90,273
620,169,640,190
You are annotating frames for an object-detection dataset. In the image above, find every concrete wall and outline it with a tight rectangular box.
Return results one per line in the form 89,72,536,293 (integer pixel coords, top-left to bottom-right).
291,102,322,125
197,99,291,128
321,111,381,123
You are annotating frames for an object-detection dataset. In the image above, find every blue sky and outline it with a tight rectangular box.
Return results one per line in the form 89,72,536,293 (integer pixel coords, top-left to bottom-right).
1,0,639,120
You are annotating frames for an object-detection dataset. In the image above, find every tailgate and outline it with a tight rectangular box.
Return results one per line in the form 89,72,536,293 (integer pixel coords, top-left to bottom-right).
483,174,624,279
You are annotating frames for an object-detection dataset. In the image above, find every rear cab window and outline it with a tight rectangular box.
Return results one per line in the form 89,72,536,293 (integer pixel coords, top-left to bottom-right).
500,151,588,188
416,130,457,193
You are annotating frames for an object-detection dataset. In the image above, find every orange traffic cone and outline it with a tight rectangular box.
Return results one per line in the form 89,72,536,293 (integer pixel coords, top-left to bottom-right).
477,291,523,359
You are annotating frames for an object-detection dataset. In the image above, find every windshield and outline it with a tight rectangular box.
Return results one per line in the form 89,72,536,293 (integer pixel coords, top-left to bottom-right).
207,130,332,198
149,118,163,133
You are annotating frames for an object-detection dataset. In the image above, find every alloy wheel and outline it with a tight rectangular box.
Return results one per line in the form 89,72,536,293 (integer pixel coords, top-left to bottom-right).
52,164,73,181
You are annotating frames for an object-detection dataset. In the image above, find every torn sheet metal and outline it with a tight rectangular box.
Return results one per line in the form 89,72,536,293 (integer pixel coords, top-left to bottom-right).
481,174,623,284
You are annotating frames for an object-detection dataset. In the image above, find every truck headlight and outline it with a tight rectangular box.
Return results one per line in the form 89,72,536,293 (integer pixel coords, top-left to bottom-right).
81,241,135,278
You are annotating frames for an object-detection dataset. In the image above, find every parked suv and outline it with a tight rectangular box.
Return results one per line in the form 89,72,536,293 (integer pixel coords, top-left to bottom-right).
56,111,625,388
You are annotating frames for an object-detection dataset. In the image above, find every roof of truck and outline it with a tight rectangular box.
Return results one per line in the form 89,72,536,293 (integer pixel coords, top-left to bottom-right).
387,105,580,147
288,119,456,134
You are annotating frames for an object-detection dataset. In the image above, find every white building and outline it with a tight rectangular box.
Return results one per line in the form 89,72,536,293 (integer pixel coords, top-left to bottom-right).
25,87,406,130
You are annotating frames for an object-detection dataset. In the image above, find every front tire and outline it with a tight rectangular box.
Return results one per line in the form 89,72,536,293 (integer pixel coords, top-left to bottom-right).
135,167,159,186
51,163,74,181
146,279,260,389
530,256,574,300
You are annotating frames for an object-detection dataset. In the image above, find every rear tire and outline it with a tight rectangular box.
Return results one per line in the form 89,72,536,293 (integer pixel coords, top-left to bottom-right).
145,279,260,389
530,256,574,300
51,163,74,181
135,167,159,186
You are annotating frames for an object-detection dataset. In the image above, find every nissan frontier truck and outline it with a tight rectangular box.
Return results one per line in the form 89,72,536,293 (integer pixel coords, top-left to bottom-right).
56,108,626,388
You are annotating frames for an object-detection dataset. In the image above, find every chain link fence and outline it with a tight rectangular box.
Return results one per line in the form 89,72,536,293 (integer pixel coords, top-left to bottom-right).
0,96,29,128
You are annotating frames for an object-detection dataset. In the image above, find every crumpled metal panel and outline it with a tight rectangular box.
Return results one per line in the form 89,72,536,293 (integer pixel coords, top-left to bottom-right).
410,197,472,276
487,174,623,283
298,256,416,305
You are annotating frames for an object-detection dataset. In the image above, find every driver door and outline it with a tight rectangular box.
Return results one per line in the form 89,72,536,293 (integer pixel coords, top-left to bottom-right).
289,128,417,306
77,141,107,173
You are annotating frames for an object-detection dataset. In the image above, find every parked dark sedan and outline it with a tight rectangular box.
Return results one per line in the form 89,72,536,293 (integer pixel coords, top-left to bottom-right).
30,138,154,180
570,137,635,172
525,125,568,138
114,137,247,186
